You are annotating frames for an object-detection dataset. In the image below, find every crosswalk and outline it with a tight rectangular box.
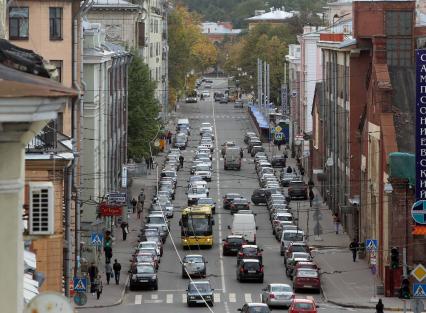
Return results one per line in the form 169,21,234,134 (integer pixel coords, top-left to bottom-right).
131,292,318,305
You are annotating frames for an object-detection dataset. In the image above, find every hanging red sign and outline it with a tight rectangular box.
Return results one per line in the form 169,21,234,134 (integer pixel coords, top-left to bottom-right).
99,202,123,216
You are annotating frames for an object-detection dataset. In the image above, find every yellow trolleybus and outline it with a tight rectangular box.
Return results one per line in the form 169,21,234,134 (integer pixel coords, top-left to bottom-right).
179,205,214,249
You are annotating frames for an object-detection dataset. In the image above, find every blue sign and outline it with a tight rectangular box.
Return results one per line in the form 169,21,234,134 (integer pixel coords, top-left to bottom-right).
91,233,104,246
365,239,378,251
412,201,426,225
73,277,87,292
413,284,426,298
416,49,426,200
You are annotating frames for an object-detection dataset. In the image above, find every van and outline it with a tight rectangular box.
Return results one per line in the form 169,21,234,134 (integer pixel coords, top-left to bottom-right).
230,214,257,244
224,147,241,170
177,118,190,133
280,230,305,255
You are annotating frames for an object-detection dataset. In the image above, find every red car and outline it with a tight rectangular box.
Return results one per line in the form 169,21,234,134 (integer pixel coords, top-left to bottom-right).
288,298,318,313
293,269,321,293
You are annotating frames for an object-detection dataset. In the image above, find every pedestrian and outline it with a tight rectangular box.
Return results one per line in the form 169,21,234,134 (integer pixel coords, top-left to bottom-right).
88,262,98,295
103,231,113,263
309,189,315,207
137,201,143,219
105,261,113,284
333,212,340,234
179,155,184,168
95,274,103,300
120,221,128,241
376,299,384,313
300,167,305,177
349,239,359,262
308,178,315,190
286,166,293,173
149,156,154,169
145,157,149,170
113,259,122,285
167,131,172,144
131,197,137,214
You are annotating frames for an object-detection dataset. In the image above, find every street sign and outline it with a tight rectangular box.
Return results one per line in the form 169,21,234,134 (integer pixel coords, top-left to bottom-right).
365,239,378,251
73,277,87,292
73,292,87,306
107,192,126,204
91,233,103,246
275,125,282,133
412,299,425,313
413,284,426,298
121,165,127,188
98,202,123,216
412,264,426,282
412,200,426,225
274,133,283,141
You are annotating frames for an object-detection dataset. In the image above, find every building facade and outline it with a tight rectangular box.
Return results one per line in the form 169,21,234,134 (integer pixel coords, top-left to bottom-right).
246,7,295,30
201,22,241,43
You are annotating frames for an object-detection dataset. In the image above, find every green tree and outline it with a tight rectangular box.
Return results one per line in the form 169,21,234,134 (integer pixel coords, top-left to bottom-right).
127,52,160,160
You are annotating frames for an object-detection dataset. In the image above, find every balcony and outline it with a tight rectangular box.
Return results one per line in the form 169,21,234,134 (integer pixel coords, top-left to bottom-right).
26,122,57,153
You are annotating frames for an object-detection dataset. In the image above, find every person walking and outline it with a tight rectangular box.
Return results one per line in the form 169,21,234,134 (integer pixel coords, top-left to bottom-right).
88,262,98,295
167,131,172,145
131,198,137,214
179,155,184,168
145,157,150,170
300,167,305,177
333,212,341,234
137,201,143,219
105,261,113,285
113,259,122,285
286,166,293,173
308,178,315,190
376,299,384,313
309,189,315,207
349,239,359,262
120,221,129,241
95,274,103,300
149,156,154,169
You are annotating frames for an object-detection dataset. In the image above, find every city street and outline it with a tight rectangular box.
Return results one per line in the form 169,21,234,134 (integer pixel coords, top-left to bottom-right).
81,78,378,313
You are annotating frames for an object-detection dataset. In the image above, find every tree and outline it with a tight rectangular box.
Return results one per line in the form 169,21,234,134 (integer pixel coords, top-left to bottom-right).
127,52,160,160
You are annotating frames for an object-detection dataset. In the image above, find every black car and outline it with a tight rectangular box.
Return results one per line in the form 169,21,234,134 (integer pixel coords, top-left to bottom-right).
236,259,264,283
230,198,250,214
186,281,214,307
288,180,308,200
222,235,246,256
129,263,158,290
270,155,286,168
223,193,242,210
251,188,268,205
280,172,297,187
237,245,263,265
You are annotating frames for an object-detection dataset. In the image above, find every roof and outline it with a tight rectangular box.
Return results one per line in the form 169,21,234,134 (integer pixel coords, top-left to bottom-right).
91,0,139,10
246,9,294,21
388,65,415,153
201,22,242,35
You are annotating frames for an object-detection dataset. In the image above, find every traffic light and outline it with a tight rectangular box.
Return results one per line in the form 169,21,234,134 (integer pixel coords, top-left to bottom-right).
399,278,411,299
390,247,399,269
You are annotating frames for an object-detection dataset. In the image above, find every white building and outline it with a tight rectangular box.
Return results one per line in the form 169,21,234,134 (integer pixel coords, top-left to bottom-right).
285,44,301,144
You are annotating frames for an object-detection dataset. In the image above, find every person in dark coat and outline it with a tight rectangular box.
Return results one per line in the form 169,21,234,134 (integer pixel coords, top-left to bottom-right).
120,221,128,240
300,167,305,177
376,299,384,313
149,156,154,169
88,262,98,294
131,198,137,213
105,261,113,285
349,239,359,262
179,155,184,168
286,166,293,173
308,178,315,190
167,131,172,144
113,259,122,285
309,189,315,207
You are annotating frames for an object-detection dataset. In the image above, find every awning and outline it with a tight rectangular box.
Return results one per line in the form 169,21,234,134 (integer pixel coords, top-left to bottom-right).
23,274,39,303
24,250,36,270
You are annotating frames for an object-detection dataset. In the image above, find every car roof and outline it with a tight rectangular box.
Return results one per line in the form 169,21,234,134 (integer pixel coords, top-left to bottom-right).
293,298,315,303
184,254,203,258
269,283,291,287
242,244,258,248
227,235,244,239
247,303,268,307
189,280,210,285
241,258,260,263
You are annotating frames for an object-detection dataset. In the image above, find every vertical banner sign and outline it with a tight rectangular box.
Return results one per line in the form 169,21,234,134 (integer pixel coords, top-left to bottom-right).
416,49,426,200
121,165,127,188
281,84,288,116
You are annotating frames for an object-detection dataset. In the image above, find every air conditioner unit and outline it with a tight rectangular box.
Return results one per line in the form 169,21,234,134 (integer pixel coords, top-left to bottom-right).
29,182,54,235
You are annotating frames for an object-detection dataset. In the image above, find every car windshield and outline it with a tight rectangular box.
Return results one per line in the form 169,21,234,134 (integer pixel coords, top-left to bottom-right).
189,283,211,292
161,171,176,178
292,245,308,252
276,215,292,221
198,198,213,205
248,307,270,313
227,194,240,199
243,247,258,255
298,270,318,278
293,252,310,259
148,216,164,224
144,230,158,237
234,199,248,204
243,262,260,270
136,255,152,263
190,188,207,195
196,165,210,171
185,256,203,263
294,303,314,310
227,237,244,244
140,242,156,249
271,285,292,292
137,265,155,274
284,233,304,241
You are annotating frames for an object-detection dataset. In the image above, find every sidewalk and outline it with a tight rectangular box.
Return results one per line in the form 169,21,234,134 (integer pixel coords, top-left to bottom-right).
80,143,172,309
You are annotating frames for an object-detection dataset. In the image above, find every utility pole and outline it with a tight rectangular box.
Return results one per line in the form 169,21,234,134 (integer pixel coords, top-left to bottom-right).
403,247,407,313
263,61,267,114
257,58,262,107
266,63,270,108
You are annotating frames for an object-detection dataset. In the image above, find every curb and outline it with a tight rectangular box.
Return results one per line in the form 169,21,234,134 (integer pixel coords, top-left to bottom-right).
78,274,129,309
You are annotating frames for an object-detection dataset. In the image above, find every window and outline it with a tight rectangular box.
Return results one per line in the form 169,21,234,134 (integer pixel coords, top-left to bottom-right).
385,11,413,66
29,182,54,235
150,43,153,57
49,7,62,40
50,60,62,82
9,7,29,40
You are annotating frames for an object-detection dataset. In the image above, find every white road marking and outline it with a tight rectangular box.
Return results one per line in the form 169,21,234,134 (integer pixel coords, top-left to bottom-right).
166,294,173,303
182,293,187,303
229,293,237,303
214,292,221,303
151,294,158,300
244,293,252,303
135,295,142,305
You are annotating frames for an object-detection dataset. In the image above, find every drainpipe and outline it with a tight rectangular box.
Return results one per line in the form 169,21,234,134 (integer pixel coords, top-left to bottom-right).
64,165,72,297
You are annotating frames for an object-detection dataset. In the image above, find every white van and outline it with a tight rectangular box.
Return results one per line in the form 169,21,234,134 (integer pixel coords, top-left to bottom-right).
224,147,242,170
280,229,305,254
177,118,190,133
230,213,257,244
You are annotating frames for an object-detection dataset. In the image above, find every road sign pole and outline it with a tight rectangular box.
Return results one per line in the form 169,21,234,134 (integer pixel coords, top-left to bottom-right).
403,247,407,313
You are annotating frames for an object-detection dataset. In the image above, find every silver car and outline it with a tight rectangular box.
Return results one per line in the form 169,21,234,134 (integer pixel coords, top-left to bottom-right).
182,254,207,278
261,283,294,308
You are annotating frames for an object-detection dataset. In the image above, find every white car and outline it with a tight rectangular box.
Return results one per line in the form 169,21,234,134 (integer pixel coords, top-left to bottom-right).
187,187,209,205
200,124,213,133
194,163,212,182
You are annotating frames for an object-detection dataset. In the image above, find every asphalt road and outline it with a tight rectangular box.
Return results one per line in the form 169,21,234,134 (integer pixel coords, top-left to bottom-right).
85,78,372,313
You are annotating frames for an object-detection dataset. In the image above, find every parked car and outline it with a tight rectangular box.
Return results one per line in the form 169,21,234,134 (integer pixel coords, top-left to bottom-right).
293,269,321,293
182,254,207,278
129,263,158,290
284,241,311,260
186,281,214,307
222,235,246,256
280,172,297,187
270,155,286,168
220,96,229,103
288,180,308,200
251,145,265,157
244,132,257,144
285,252,312,277
236,259,264,283
288,298,318,313
238,303,271,313
186,96,197,103
130,252,159,270
251,188,268,205
261,283,294,308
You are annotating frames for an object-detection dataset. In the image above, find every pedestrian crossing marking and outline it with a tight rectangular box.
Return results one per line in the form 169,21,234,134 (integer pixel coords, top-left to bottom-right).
151,294,158,300
135,295,142,305
182,293,187,303
166,294,173,304
245,293,252,303
229,293,236,303
214,293,221,303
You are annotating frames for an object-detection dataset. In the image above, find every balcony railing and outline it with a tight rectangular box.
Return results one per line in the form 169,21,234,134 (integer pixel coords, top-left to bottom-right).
26,121,57,153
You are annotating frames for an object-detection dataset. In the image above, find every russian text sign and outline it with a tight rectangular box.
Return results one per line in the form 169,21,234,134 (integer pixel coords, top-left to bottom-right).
416,49,426,200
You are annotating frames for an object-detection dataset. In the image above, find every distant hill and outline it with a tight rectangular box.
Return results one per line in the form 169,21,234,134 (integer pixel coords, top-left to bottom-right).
178,0,328,28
